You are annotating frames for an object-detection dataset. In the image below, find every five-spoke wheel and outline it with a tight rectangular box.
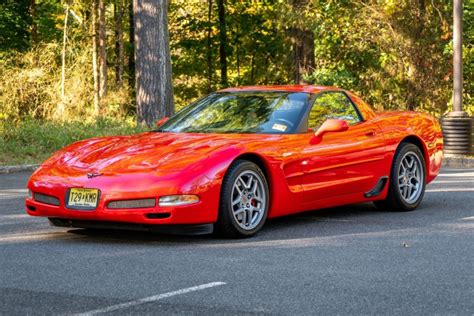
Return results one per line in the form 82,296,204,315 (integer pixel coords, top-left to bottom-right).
397,152,423,204
374,142,426,212
231,170,267,231
217,160,269,238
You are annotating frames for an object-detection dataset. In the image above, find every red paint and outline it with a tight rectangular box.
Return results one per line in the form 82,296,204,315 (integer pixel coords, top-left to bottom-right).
26,85,443,227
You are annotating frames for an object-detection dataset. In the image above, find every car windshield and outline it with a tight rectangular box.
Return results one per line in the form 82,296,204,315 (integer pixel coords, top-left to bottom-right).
159,91,311,134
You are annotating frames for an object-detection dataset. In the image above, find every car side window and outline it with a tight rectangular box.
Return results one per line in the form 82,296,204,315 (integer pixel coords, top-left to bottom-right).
308,92,361,130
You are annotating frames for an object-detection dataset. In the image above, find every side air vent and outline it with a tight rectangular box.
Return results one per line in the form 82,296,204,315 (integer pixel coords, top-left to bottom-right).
365,176,388,198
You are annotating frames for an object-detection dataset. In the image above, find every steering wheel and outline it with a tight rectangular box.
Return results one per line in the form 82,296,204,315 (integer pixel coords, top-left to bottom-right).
274,118,294,129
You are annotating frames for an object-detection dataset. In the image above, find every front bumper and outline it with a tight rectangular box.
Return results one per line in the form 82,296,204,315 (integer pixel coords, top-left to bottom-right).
26,169,221,226
25,196,216,225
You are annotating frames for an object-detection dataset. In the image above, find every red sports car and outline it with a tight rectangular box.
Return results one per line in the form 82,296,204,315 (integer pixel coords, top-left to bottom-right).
26,85,443,237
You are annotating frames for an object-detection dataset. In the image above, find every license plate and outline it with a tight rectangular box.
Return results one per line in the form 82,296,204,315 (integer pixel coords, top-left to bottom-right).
67,188,99,209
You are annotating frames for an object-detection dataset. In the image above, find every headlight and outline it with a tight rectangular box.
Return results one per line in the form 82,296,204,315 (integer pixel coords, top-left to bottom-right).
28,189,33,198
159,195,199,207
107,198,156,209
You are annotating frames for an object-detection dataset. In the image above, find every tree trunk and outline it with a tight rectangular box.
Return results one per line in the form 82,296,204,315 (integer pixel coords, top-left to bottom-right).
92,0,100,114
98,0,107,99
133,0,174,126
236,19,240,85
30,0,38,66
452,0,463,113
30,0,37,46
128,0,135,92
290,0,315,84
114,0,124,88
59,2,70,115
292,28,315,84
207,0,213,92
217,0,228,87
250,51,255,83
406,0,426,111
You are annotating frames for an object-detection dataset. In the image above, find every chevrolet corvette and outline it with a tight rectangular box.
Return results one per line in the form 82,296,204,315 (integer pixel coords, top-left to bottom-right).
26,85,443,238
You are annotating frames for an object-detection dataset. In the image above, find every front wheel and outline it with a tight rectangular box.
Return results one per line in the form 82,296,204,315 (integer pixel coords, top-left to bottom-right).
216,160,269,238
374,142,426,212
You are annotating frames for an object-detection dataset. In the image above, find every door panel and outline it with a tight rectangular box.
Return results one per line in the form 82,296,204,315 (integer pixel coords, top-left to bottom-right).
300,91,388,204
301,121,386,203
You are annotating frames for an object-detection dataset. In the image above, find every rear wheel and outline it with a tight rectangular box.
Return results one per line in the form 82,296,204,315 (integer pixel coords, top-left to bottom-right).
216,160,269,238
374,142,426,212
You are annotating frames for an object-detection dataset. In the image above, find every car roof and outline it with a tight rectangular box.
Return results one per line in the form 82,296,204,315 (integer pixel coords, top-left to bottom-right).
218,85,344,94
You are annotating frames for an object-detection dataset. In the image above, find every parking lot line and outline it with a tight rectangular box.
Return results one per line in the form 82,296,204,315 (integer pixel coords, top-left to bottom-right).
425,188,474,192
74,282,227,315
0,231,78,243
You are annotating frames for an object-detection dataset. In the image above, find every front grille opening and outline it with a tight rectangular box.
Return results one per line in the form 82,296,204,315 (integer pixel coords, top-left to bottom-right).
146,213,171,219
34,193,60,206
107,198,156,209
27,205,36,211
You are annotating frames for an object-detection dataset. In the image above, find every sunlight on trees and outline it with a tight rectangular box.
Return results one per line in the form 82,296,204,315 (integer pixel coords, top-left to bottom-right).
0,0,472,124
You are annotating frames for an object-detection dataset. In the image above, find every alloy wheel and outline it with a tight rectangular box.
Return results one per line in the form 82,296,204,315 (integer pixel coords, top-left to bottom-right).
397,152,424,204
231,170,266,230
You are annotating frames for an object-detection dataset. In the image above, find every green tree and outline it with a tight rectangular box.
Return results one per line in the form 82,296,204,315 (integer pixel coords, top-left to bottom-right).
0,0,32,52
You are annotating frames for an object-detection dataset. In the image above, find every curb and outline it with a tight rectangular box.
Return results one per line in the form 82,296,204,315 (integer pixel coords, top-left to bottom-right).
442,156,474,168
0,164,40,174
0,156,473,174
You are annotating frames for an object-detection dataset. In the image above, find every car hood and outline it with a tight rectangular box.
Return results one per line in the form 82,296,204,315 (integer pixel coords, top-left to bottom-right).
44,132,244,174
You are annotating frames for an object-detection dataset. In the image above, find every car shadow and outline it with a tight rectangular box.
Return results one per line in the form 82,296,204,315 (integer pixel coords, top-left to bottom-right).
62,189,469,248
65,203,377,241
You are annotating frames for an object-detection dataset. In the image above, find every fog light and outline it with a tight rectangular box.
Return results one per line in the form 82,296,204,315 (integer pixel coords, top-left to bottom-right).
107,198,156,209
159,195,199,206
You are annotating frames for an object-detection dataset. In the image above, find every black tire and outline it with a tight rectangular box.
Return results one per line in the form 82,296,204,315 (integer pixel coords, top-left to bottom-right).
216,159,269,238
374,142,426,212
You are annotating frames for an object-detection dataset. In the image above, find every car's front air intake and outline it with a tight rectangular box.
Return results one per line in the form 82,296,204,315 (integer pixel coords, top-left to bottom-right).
34,193,60,206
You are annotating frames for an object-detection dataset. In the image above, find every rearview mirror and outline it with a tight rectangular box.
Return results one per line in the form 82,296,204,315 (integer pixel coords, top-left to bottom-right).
310,119,349,145
155,117,169,128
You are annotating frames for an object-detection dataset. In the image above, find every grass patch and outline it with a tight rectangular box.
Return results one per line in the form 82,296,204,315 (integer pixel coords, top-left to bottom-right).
0,118,149,166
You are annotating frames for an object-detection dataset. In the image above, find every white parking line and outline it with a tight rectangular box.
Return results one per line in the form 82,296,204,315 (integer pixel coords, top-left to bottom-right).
0,189,28,195
437,171,474,177
74,282,226,315
0,231,77,243
426,188,474,192
431,180,474,184
0,214,30,220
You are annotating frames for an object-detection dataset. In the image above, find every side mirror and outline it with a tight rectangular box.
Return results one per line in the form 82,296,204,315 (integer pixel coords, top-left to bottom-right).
310,119,349,145
155,117,169,128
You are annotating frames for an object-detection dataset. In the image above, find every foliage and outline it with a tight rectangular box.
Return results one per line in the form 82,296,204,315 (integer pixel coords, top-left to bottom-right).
299,1,457,114
0,0,133,122
463,0,474,115
0,117,148,165
0,0,473,125
169,0,472,115
0,0,31,52
169,0,292,109
308,92,361,129
0,41,131,121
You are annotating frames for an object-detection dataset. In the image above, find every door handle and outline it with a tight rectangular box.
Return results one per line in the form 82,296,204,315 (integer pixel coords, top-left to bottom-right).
365,130,376,137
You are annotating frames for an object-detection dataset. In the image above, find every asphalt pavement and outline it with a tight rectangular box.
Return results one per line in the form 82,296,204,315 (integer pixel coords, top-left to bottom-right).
0,168,473,315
